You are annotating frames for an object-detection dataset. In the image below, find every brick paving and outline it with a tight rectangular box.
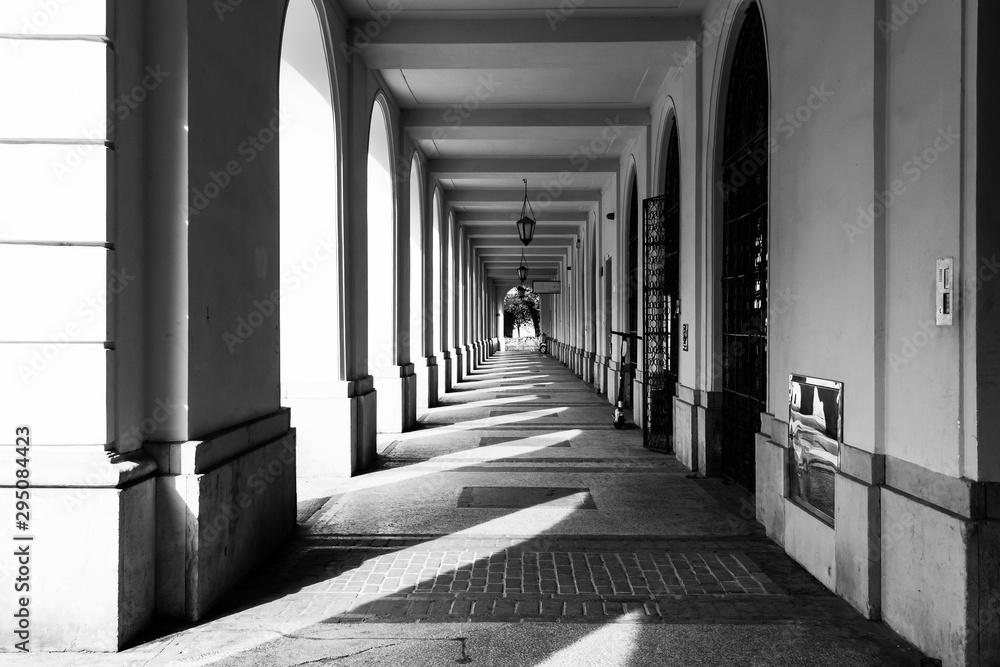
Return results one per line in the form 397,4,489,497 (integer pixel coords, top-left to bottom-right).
195,351,928,665
303,546,776,597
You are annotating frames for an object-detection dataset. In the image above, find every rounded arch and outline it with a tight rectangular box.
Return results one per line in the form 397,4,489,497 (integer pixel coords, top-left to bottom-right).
653,98,679,197
701,1,772,384
431,186,444,354
620,153,639,263
278,0,345,280
711,0,771,493
408,152,425,364
367,91,399,193
278,0,344,474
367,94,397,377
621,156,640,410
707,0,772,177
588,211,599,353
622,156,640,331
445,208,457,350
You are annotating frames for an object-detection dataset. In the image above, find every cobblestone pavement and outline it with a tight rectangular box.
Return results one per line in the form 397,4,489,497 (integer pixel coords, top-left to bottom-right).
24,351,929,666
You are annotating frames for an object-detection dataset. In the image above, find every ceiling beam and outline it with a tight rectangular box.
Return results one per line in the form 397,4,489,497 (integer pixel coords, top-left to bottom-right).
428,157,618,179
457,211,587,224
350,16,702,56
402,108,649,138
444,188,600,206
464,230,582,240
471,239,576,248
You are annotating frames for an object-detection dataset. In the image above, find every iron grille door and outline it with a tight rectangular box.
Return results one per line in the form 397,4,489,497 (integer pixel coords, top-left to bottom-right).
643,119,681,453
720,3,768,492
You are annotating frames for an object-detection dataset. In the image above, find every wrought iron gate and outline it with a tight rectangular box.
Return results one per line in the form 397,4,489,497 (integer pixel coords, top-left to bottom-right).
720,3,768,491
643,121,681,453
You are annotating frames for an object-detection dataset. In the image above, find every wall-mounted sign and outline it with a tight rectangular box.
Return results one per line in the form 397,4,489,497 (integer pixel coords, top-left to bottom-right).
532,281,561,294
682,324,689,351
787,374,842,525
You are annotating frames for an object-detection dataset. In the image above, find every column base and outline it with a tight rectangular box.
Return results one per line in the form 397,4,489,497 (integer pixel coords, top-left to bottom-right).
0,447,157,651
673,385,698,471
439,350,454,394
581,350,595,384
632,372,645,427
373,364,417,433
419,356,438,408
282,378,376,476
696,390,723,477
455,347,466,383
147,409,296,623
595,354,610,398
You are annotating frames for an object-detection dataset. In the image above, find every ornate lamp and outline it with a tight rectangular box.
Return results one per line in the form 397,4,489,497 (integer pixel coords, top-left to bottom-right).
517,250,529,283
516,178,536,246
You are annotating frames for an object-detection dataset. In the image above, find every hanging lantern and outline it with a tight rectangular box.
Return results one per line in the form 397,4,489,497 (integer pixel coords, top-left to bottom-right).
516,178,536,246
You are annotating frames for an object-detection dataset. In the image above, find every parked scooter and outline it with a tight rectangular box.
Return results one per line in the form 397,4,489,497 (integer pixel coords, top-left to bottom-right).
537,332,548,355
610,330,640,429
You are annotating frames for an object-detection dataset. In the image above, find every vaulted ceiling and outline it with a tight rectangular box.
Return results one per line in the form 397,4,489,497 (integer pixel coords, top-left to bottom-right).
340,0,710,288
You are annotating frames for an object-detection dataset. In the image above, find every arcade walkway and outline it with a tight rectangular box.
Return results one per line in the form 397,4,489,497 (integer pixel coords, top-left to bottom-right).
38,352,925,666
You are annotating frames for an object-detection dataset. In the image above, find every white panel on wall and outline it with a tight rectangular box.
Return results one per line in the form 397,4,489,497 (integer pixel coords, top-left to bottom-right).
0,144,107,243
0,40,107,140
0,345,107,444
0,246,109,342
0,0,106,36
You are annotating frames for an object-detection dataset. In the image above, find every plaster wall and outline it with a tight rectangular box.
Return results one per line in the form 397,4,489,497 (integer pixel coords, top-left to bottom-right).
884,0,967,478
754,0,878,453
185,1,287,438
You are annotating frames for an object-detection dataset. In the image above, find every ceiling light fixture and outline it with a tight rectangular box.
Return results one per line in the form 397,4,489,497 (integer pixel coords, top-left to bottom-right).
517,249,529,283
516,178,536,246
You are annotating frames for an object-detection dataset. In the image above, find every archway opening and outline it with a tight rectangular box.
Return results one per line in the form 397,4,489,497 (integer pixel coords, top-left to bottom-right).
431,190,443,354
624,170,639,409
642,114,680,454
279,0,341,475
367,99,394,380
503,286,541,342
718,2,769,492
408,157,423,382
445,212,455,353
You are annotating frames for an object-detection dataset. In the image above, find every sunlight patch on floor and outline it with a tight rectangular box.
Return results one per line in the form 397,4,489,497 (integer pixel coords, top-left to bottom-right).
534,611,643,667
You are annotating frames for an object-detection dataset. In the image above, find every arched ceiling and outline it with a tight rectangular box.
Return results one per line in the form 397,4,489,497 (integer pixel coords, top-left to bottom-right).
340,0,711,287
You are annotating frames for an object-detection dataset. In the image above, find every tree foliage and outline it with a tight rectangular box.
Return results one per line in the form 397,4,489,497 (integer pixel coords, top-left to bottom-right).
503,287,541,336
